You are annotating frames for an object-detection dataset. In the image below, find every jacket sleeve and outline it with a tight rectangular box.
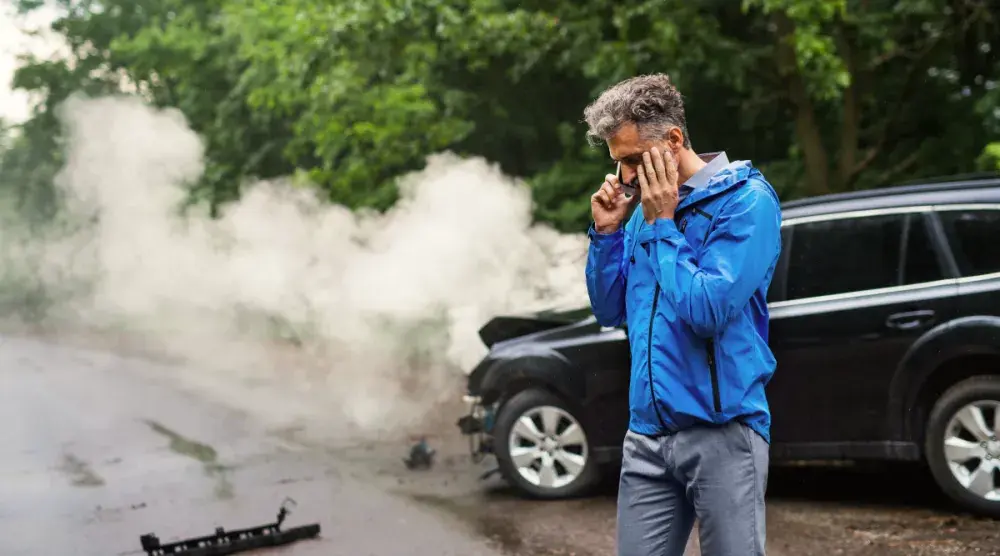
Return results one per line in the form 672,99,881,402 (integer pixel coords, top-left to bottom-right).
646,182,781,338
585,223,629,328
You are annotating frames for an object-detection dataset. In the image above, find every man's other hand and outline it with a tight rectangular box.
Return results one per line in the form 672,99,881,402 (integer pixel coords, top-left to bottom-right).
638,147,680,224
591,173,634,233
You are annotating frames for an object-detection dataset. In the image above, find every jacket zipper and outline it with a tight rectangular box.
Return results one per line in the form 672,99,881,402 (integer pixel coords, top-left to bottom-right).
693,204,721,414
707,339,721,413
692,207,714,220
647,283,669,430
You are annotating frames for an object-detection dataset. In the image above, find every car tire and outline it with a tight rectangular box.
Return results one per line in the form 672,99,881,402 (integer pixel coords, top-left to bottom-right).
924,375,1000,518
493,388,600,500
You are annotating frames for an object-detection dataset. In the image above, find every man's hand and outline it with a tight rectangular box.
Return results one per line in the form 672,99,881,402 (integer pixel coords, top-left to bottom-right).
637,147,680,224
591,173,635,233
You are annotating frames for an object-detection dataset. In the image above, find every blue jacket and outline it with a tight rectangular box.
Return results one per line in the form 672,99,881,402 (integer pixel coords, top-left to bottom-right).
585,160,782,443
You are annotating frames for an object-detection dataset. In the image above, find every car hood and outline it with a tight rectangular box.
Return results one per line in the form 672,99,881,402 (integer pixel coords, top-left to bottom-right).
477,306,593,348
467,307,606,398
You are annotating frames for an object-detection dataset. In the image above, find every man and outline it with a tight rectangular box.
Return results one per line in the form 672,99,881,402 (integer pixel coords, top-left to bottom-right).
583,74,782,556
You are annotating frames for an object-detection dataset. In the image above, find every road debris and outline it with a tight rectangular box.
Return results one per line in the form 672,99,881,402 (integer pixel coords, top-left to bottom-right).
404,437,436,470
138,498,320,555
479,466,500,481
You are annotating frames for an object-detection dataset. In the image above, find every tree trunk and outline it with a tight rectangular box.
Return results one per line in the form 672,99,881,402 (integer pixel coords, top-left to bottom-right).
773,13,829,197
836,25,860,192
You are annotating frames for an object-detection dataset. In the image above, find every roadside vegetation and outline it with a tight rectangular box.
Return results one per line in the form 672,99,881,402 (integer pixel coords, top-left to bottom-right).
1,0,999,232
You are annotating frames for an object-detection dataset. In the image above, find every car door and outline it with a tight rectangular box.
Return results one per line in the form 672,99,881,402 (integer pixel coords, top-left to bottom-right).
936,205,1000,315
766,208,960,450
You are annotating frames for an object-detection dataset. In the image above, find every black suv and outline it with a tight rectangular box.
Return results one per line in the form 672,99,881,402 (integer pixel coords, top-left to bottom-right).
457,175,1000,517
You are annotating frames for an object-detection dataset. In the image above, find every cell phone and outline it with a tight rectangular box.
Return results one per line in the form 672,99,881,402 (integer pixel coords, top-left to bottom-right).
617,161,639,198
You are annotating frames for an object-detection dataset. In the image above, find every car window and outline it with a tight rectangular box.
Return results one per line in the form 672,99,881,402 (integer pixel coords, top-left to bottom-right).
902,214,945,285
938,209,1000,277
766,227,791,303
785,213,905,300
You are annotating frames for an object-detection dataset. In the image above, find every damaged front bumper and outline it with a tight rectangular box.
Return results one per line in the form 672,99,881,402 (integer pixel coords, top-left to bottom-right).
456,394,495,462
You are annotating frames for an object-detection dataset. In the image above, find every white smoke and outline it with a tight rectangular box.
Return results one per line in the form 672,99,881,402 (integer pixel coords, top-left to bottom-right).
4,94,589,434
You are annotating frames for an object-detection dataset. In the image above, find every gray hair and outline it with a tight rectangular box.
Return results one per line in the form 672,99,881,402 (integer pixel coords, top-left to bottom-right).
583,73,691,149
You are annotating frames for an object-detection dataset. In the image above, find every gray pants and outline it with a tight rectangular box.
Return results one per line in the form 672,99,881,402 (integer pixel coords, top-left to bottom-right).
616,421,768,556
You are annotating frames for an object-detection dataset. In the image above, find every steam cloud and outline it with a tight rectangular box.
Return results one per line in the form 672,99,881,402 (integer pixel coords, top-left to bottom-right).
0,95,589,435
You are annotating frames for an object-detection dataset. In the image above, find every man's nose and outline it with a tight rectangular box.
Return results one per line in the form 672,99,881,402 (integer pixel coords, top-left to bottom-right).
622,166,638,184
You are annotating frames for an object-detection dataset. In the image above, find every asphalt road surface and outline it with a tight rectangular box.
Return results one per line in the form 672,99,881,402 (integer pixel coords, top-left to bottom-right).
3,331,1000,556
0,334,506,556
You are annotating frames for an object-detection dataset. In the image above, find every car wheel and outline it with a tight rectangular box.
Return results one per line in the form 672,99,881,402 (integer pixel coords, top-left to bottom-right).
493,388,600,499
925,376,1000,517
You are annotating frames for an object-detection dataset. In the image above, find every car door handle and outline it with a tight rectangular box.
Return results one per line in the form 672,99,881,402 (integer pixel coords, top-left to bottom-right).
885,310,936,331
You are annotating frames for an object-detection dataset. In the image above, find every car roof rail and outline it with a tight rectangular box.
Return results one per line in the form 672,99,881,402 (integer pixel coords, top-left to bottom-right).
781,172,1000,210
894,171,1000,186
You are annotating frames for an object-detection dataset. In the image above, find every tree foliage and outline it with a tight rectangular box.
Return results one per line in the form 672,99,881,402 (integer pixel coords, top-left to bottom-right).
2,0,999,232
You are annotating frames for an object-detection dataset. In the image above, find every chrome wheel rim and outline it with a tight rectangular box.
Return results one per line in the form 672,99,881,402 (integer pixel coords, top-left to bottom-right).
507,405,588,489
943,400,1000,501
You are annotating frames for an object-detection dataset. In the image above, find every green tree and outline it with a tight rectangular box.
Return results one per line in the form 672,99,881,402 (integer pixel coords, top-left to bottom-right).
3,0,999,235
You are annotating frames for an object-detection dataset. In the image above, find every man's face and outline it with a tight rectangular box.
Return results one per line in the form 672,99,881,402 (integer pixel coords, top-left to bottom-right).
607,122,681,185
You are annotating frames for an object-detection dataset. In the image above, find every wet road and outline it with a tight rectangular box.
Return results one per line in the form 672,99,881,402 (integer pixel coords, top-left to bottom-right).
4,330,1000,556
0,335,506,556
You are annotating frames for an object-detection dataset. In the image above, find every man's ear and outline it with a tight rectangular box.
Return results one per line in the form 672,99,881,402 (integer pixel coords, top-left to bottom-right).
667,127,685,152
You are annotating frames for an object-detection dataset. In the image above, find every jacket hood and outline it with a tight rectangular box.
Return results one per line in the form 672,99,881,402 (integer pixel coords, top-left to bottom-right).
677,160,757,211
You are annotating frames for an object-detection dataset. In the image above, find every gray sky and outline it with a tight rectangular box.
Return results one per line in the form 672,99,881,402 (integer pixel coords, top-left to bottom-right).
0,1,63,124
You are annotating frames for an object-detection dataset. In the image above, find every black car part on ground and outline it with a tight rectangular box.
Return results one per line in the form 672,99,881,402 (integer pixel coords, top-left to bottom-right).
139,498,320,556
403,438,436,470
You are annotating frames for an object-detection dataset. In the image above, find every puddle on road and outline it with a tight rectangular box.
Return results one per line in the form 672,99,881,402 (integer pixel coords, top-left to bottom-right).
58,453,105,487
406,492,523,554
145,420,234,499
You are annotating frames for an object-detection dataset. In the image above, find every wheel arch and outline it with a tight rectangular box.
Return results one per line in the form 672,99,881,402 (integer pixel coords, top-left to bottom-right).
888,316,1000,445
478,351,584,408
